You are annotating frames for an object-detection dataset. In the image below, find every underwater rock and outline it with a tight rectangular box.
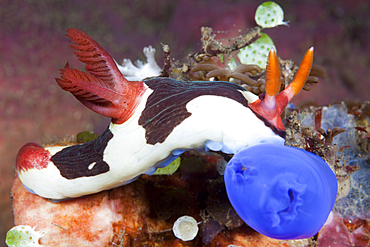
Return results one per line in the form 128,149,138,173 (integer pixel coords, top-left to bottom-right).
317,212,370,247
202,217,224,244
11,177,149,246
298,103,358,152
334,158,370,220
296,103,370,225
11,158,302,247
207,200,244,229
154,188,192,220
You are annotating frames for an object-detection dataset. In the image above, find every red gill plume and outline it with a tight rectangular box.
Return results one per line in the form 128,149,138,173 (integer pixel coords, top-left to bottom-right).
55,28,146,124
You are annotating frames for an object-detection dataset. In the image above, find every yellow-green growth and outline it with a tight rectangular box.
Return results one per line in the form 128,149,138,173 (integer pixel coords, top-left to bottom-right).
153,157,181,175
238,33,276,69
6,225,43,247
76,131,99,143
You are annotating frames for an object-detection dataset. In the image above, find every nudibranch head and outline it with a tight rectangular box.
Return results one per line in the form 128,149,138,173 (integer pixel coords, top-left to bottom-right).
224,144,338,240
249,47,314,132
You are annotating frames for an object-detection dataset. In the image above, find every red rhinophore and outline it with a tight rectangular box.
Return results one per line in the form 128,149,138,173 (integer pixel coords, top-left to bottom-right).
16,143,51,172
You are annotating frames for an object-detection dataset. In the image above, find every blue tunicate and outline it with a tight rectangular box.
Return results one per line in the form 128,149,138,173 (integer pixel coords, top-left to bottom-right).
224,144,338,240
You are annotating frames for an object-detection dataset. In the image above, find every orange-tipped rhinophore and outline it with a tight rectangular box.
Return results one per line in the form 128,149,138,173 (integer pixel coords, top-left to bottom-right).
250,47,314,131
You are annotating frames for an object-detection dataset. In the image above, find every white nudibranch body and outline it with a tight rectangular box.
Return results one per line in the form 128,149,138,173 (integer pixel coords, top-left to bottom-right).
18,84,284,200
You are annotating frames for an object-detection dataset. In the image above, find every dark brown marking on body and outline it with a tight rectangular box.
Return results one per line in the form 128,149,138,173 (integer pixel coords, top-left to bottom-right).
139,78,250,145
51,128,113,179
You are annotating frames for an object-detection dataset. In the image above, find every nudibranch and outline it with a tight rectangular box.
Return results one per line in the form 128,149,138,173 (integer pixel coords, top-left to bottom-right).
16,28,313,200
224,144,338,240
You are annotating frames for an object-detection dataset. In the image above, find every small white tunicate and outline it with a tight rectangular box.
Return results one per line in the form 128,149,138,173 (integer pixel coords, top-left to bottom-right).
255,1,289,28
172,216,199,241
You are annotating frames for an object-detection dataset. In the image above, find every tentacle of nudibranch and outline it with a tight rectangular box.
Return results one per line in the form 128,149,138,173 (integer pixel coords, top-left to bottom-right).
16,28,313,200
56,28,146,124
264,48,281,98
259,48,281,114
276,47,314,108
249,47,313,131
